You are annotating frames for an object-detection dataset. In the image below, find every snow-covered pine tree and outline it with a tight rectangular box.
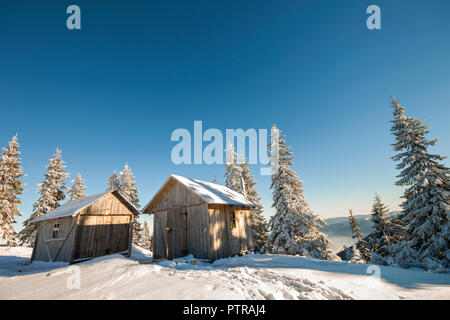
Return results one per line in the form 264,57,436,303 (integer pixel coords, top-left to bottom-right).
68,173,87,200
19,148,69,246
368,235,376,253
370,194,407,259
132,217,143,247
106,171,120,191
118,164,141,246
390,98,449,271
224,143,243,193
0,135,25,246
390,98,416,216
119,164,140,208
239,157,268,252
140,220,152,251
349,244,366,264
263,125,338,260
348,209,371,262
348,210,361,238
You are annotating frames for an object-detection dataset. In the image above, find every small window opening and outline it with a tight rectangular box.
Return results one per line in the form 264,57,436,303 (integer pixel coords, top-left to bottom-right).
52,223,60,238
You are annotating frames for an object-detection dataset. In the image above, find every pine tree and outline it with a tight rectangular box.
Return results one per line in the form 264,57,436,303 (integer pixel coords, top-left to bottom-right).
132,217,143,247
239,157,268,252
390,98,449,270
370,195,407,259
19,148,69,246
349,244,366,264
368,235,376,253
263,125,338,260
117,164,141,246
348,210,371,262
224,145,269,251
0,135,25,246
140,221,152,251
224,143,243,193
106,171,120,191
68,173,86,200
118,164,140,208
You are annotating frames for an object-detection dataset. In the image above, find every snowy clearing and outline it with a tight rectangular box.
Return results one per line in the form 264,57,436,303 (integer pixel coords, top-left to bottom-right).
0,246,448,300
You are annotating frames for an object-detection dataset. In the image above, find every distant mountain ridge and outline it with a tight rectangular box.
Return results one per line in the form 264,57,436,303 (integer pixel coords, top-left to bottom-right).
321,212,401,250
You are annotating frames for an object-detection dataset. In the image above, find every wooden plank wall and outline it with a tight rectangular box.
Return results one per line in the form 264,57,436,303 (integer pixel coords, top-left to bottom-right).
149,180,254,261
71,193,134,261
76,193,131,217
235,209,254,253
151,180,205,213
33,217,77,262
243,210,255,250
187,204,210,259
208,205,232,261
72,215,131,261
153,210,167,259
151,180,209,260
223,207,255,256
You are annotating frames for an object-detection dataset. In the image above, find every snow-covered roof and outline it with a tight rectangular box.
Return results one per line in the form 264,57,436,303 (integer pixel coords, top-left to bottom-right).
142,174,254,213
32,191,140,223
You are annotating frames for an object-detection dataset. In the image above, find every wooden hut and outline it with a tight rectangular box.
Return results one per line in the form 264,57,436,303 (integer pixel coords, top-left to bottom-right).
142,174,255,261
31,190,140,264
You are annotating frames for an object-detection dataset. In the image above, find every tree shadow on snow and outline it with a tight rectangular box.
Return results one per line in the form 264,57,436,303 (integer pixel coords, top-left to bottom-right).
0,254,69,277
1,251,449,291
212,254,450,290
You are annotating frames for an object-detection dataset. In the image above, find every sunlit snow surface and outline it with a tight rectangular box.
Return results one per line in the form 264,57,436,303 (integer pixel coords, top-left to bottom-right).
0,246,448,300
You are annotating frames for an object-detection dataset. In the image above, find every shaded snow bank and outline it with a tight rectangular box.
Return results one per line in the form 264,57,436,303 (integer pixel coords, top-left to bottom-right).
0,247,448,300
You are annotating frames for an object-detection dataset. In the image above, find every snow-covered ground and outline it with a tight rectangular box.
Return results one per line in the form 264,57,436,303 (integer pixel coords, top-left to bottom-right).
0,246,448,300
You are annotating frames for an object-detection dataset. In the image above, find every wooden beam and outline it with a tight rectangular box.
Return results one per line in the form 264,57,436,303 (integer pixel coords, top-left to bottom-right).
150,203,205,214
69,216,81,264
30,226,39,263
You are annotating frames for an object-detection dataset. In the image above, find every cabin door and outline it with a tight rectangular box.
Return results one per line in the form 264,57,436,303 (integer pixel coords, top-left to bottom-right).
166,206,188,259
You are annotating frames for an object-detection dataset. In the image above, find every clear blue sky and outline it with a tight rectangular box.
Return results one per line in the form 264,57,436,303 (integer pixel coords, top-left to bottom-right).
0,0,449,230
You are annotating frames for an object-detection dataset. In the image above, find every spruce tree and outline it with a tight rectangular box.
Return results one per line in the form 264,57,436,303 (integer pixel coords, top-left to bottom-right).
118,164,141,246
106,171,120,191
390,98,449,270
370,194,407,259
263,125,338,260
119,164,140,208
19,148,69,246
105,165,141,245
0,135,25,246
224,143,243,193
140,220,152,251
348,209,371,262
239,157,268,252
132,217,143,247
68,173,86,200
368,236,376,253
349,244,365,264
224,145,268,252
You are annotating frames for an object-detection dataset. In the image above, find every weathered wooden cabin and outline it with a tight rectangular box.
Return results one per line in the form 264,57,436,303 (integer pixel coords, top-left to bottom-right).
31,190,140,264
142,174,255,261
